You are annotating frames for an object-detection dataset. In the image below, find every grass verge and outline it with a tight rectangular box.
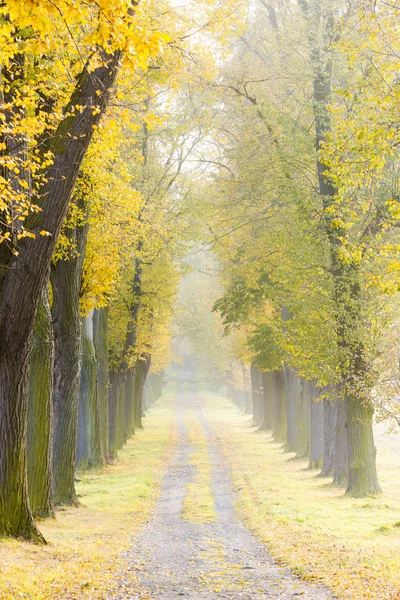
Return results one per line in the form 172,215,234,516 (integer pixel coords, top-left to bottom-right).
204,392,400,600
0,394,175,600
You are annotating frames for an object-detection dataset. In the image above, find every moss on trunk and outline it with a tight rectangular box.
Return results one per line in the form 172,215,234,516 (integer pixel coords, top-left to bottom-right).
346,394,381,497
76,313,103,469
27,286,54,519
108,371,120,460
51,214,88,506
116,374,128,450
124,369,135,441
0,345,46,542
93,307,109,459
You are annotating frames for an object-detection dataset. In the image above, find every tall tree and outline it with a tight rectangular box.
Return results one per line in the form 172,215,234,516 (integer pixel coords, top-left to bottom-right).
0,0,168,539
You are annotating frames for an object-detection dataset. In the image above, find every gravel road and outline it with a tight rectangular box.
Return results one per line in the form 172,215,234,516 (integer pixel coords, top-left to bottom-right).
106,387,336,600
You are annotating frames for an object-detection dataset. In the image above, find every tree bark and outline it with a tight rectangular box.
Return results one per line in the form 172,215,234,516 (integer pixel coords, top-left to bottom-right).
261,371,273,430
346,393,380,496
76,312,103,468
0,53,44,542
117,374,128,450
93,307,109,459
118,253,144,442
333,396,348,485
27,284,54,519
295,379,311,458
272,369,287,444
108,371,121,460
133,355,151,428
308,382,324,469
51,216,88,505
145,372,163,408
124,370,135,441
319,396,336,477
283,368,301,452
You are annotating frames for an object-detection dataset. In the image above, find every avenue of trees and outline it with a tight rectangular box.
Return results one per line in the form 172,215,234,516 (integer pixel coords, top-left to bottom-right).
0,0,239,540
0,0,399,543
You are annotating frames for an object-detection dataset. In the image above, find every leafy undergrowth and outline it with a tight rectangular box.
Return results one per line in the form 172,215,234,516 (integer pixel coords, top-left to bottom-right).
204,393,400,600
0,395,175,600
182,410,216,524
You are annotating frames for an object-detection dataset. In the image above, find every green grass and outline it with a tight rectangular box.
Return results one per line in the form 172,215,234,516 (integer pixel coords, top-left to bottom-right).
0,394,175,600
204,392,400,600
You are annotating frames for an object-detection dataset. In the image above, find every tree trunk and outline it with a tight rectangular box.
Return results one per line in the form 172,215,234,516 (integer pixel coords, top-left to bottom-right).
251,365,264,425
143,377,149,411
93,307,109,459
256,368,265,425
133,355,151,428
117,374,128,450
272,369,287,444
27,284,54,519
283,368,301,452
119,252,143,441
108,371,121,460
244,388,253,415
308,382,324,469
261,371,273,430
0,47,123,539
319,396,336,477
145,372,163,408
242,363,252,414
250,363,258,421
76,353,89,466
51,218,88,505
76,312,103,468
295,379,311,458
124,370,135,440
346,394,381,496
332,397,348,486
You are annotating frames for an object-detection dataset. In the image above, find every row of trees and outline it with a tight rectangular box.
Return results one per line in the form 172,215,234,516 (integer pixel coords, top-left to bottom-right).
0,0,239,541
0,0,175,542
185,0,399,497
230,365,349,480
1,0,398,543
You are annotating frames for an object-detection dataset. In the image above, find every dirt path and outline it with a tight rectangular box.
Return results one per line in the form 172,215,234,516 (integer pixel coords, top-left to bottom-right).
106,388,336,599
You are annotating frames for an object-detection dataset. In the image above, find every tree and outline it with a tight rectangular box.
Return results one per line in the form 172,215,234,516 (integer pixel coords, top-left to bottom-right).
27,285,54,518
0,0,169,540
